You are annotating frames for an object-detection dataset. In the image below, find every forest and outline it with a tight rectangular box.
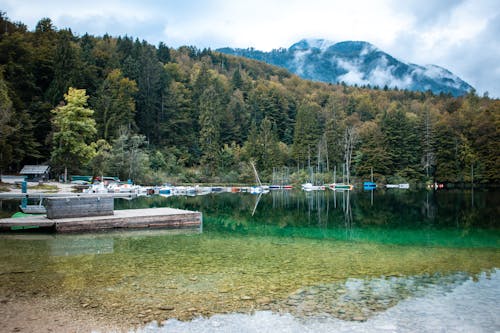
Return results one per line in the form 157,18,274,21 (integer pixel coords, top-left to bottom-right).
0,13,499,186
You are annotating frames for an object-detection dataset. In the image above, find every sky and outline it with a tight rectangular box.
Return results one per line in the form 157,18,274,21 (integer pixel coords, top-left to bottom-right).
2,0,499,97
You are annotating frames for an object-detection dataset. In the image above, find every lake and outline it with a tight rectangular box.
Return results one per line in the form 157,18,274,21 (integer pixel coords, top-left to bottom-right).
0,189,499,332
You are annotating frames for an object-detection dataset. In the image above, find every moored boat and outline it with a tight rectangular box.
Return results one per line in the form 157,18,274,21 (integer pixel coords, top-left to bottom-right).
328,183,353,191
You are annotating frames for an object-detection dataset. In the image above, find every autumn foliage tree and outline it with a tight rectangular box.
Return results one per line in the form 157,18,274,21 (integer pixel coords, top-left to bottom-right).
51,87,96,181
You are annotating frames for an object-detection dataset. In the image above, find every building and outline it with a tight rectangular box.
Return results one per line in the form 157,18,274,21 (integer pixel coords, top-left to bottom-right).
19,165,50,182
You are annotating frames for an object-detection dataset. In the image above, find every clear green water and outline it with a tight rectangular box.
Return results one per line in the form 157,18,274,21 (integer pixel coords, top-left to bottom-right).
0,190,499,328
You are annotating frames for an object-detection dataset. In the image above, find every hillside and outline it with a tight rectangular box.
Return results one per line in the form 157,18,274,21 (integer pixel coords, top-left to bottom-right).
218,39,473,96
0,13,498,185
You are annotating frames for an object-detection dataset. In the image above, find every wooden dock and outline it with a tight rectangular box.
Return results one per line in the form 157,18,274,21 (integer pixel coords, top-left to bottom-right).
0,207,202,233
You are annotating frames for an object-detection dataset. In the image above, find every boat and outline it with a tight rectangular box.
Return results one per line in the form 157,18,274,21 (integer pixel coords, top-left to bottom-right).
302,183,326,191
20,205,47,214
10,212,41,230
363,181,377,190
386,183,410,189
427,182,444,190
250,186,265,194
363,168,377,190
329,183,353,191
85,182,108,193
158,185,173,195
328,166,353,191
173,186,196,196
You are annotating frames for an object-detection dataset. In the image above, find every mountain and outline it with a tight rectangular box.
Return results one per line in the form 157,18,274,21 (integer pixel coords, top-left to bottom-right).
217,39,473,96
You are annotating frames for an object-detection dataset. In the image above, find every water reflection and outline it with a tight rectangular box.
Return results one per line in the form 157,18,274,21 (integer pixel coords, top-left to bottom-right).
119,190,498,248
0,229,201,257
0,189,499,329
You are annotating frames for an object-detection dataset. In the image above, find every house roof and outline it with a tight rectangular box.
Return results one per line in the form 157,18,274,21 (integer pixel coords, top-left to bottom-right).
20,165,50,175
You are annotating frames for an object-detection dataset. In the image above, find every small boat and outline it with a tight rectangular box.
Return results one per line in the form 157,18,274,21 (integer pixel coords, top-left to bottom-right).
363,181,377,190
363,168,377,190
328,166,353,191
302,183,326,191
85,182,108,193
10,212,41,230
386,183,410,189
20,205,47,214
269,184,293,190
173,186,196,196
427,182,444,190
328,183,353,191
158,185,173,195
250,186,269,194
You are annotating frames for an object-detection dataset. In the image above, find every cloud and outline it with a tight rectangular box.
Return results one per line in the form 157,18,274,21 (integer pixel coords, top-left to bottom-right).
382,0,500,96
335,58,369,86
388,0,467,28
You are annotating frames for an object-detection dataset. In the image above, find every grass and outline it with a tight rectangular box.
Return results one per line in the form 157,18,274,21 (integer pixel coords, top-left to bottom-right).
28,184,59,192
0,182,11,192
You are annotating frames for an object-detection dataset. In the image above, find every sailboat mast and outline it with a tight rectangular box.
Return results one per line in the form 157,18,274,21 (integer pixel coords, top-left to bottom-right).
251,161,262,187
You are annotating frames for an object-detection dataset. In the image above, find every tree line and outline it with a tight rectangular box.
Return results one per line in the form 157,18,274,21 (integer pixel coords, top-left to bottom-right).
0,13,499,185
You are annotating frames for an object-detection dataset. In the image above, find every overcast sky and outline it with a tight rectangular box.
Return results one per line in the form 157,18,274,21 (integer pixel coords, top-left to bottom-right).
2,0,499,97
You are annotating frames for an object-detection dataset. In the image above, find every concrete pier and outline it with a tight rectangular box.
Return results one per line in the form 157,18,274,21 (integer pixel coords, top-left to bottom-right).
0,207,202,233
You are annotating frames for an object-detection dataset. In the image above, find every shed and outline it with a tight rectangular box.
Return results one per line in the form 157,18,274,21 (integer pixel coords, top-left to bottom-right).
20,165,50,182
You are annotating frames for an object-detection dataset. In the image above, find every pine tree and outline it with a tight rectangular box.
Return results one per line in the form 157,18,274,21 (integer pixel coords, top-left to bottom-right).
46,29,79,105
93,69,138,141
292,102,321,168
135,42,162,144
199,85,221,174
0,71,15,172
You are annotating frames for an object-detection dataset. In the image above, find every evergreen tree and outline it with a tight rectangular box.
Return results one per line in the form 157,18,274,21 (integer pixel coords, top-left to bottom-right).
258,117,281,172
381,105,421,179
292,102,321,168
434,116,462,182
93,69,138,141
198,85,221,175
221,89,248,144
8,109,42,169
46,29,79,105
354,121,392,179
159,81,195,154
0,71,15,172
135,42,162,144
243,121,259,162
108,128,150,182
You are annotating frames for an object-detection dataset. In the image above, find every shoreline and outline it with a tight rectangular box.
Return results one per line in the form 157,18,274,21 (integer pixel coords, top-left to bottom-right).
0,294,127,333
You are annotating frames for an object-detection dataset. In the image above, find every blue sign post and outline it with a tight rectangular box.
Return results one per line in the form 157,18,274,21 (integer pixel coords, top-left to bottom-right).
21,181,27,209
